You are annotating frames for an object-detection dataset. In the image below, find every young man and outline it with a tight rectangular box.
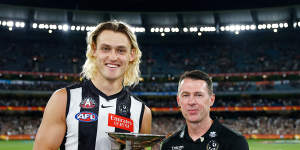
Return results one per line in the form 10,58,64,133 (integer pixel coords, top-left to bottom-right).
161,70,248,150
33,21,152,150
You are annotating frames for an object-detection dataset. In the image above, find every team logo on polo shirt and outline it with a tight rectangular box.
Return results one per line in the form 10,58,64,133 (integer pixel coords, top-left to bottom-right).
209,131,217,138
206,140,219,150
75,111,98,122
80,98,96,109
171,145,184,150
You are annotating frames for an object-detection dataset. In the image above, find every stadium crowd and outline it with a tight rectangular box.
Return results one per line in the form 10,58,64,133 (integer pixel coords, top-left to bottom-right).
1,97,300,108
0,116,40,135
152,116,300,135
0,79,299,93
0,36,299,75
1,115,299,136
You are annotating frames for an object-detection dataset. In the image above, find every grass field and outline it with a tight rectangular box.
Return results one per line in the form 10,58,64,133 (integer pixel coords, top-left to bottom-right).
1,139,300,150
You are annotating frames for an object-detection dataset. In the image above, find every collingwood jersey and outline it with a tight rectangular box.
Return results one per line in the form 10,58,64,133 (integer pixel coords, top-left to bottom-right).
60,80,145,150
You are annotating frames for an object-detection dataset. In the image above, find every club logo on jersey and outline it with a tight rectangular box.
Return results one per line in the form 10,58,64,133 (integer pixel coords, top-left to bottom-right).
171,145,184,150
207,140,219,150
80,98,96,109
75,111,98,122
118,104,129,115
108,113,133,132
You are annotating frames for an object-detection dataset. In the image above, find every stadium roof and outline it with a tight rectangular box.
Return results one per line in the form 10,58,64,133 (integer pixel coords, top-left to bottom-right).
0,0,300,28
1,0,300,12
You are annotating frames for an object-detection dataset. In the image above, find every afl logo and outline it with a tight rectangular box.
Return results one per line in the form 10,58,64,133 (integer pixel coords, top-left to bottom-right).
80,98,96,109
75,111,98,122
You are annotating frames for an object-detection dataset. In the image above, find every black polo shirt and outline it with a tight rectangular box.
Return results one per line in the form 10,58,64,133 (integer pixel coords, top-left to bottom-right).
160,119,249,150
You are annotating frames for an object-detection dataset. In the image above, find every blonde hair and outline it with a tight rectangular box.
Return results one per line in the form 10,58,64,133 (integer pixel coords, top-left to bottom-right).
81,21,142,86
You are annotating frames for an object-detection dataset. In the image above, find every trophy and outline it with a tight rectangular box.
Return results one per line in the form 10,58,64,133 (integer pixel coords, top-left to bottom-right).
107,132,166,150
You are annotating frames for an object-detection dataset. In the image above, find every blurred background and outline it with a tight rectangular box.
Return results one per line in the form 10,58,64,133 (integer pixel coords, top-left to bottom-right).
0,0,300,149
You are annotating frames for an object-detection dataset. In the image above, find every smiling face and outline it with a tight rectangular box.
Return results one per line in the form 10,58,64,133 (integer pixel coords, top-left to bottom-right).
177,78,215,124
92,30,134,82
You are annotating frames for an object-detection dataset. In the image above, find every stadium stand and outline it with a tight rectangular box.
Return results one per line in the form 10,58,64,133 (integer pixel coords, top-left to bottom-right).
0,2,300,150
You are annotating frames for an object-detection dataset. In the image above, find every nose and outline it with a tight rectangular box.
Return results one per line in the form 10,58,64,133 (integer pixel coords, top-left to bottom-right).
108,49,118,60
187,96,196,105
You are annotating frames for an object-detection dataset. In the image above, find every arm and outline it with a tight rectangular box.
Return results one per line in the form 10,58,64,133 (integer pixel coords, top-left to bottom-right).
33,88,67,150
140,106,152,134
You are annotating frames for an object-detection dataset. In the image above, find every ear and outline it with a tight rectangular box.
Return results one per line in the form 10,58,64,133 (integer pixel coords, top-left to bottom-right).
129,48,135,62
177,96,181,107
91,42,97,57
209,94,215,107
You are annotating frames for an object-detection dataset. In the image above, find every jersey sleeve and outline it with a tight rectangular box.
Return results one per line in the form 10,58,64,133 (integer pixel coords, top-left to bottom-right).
231,135,249,150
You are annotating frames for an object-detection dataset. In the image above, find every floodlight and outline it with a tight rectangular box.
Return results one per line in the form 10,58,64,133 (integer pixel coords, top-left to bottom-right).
161,33,165,36
164,28,170,32
2,21,7,26
15,22,20,27
220,26,225,31
225,26,230,31
150,28,154,32
20,22,25,28
250,25,256,30
7,21,14,27
71,26,75,30
44,24,49,29
229,25,235,31
58,25,63,30
279,23,284,28
159,28,163,32
62,24,69,31
39,24,45,29
235,25,241,31
211,27,216,31
284,23,288,28
183,27,188,32
241,25,245,30
272,24,278,28
80,26,85,31
32,23,37,28
258,24,262,29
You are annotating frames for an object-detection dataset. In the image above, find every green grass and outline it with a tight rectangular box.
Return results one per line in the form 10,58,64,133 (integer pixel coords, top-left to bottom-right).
0,139,300,150
248,139,300,150
0,140,34,150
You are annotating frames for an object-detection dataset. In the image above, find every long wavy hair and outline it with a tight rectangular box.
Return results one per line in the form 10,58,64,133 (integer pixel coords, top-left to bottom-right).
81,21,142,86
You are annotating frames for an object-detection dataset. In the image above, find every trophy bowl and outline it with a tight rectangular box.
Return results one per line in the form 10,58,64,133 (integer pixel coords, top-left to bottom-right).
107,132,166,150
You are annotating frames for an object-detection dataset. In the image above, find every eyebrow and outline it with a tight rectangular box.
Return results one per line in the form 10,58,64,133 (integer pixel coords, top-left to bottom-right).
100,43,129,49
180,91,204,95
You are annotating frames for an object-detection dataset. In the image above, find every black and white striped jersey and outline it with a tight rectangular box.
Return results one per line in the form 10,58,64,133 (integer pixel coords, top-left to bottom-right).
60,80,145,150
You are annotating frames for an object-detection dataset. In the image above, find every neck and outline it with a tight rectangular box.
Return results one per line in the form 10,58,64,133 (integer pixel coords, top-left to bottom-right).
186,117,213,141
91,74,123,96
